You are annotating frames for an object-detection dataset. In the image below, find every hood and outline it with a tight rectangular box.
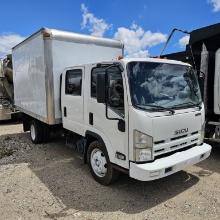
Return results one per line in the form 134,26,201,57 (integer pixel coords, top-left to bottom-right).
152,110,202,142
129,106,203,141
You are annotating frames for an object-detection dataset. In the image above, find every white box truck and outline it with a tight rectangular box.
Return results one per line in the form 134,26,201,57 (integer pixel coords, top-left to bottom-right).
12,28,211,185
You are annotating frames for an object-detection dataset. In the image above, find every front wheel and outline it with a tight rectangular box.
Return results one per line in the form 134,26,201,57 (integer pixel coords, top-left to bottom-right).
87,141,119,185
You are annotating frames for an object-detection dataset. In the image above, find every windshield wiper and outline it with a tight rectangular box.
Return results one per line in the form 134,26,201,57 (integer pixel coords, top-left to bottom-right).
172,101,202,109
136,104,175,114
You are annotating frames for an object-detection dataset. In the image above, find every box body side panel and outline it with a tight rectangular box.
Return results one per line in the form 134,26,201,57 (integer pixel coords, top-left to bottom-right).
13,34,48,121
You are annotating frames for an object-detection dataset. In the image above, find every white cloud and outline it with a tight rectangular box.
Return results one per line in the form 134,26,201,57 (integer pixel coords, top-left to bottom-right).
81,4,111,37
114,24,167,58
80,5,166,57
178,35,190,48
0,33,25,57
126,50,150,58
209,0,220,11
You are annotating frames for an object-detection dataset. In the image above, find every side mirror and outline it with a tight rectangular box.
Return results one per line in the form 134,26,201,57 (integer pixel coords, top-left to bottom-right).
96,72,106,103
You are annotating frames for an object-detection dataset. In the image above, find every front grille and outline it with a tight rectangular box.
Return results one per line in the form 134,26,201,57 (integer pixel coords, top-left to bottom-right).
153,131,200,157
171,135,187,141
170,144,179,149
154,130,199,145
154,144,197,161
191,131,199,135
154,140,165,145
191,138,198,142
155,148,165,153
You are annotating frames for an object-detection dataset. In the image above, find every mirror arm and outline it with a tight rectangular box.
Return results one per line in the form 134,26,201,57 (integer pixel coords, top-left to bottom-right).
103,63,123,73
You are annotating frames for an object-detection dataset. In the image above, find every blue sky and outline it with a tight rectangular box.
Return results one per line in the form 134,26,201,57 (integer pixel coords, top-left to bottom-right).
0,0,220,57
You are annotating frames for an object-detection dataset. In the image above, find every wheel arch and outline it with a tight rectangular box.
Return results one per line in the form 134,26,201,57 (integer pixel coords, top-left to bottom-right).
84,130,109,163
22,113,32,132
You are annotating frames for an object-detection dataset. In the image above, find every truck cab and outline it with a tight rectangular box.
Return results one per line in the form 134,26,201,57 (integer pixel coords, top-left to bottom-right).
61,57,211,185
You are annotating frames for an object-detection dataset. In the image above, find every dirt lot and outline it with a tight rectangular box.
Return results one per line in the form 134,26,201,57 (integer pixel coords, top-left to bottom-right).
0,122,219,220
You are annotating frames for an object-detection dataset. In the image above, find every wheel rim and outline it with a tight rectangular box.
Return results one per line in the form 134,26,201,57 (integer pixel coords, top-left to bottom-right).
30,124,36,141
90,148,107,177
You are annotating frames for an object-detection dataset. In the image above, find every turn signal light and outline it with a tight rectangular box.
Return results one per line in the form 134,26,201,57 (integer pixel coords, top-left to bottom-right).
42,30,51,38
118,56,123,60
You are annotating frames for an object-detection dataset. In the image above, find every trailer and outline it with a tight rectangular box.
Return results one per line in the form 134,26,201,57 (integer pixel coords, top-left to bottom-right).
12,28,211,185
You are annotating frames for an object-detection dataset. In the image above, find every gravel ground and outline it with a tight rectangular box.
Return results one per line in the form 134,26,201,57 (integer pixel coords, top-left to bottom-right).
0,122,219,220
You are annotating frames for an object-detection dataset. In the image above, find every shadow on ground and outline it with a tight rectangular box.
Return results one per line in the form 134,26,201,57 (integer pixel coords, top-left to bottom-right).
194,140,220,175
0,119,21,126
1,132,202,217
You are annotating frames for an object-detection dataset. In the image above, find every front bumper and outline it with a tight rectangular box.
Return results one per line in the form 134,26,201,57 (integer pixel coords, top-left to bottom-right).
129,143,212,181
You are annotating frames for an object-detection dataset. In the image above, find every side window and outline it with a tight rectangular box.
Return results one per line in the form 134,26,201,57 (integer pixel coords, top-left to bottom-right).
108,67,125,116
91,67,105,98
91,65,125,117
65,69,82,96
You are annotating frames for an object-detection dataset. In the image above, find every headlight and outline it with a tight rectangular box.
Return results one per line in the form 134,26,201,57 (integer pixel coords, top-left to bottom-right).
134,130,153,162
198,122,205,145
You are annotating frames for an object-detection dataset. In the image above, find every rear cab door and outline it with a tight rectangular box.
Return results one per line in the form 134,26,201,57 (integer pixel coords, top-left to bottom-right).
61,66,85,135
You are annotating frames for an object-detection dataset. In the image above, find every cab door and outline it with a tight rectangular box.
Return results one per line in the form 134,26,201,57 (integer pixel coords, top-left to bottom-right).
62,67,84,135
87,65,129,168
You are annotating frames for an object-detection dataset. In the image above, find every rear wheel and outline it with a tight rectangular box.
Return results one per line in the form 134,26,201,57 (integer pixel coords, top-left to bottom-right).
30,122,37,141
87,140,119,185
30,120,49,144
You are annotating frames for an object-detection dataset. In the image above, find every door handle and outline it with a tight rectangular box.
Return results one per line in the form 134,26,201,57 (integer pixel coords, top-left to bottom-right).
89,112,93,125
64,107,67,117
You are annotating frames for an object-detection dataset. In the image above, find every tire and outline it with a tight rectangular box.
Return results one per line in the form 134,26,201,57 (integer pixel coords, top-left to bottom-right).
205,124,215,138
87,140,119,185
30,120,49,144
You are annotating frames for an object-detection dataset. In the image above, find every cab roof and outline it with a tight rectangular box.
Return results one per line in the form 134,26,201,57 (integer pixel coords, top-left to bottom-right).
121,57,191,66
64,57,191,70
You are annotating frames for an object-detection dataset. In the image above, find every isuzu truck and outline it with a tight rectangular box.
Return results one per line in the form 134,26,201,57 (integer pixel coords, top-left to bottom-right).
12,28,211,185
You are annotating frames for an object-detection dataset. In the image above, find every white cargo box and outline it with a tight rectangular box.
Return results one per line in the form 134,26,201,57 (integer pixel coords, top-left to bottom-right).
12,28,123,125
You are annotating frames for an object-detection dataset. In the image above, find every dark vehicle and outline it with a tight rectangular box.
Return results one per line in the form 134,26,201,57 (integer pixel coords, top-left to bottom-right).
163,23,220,141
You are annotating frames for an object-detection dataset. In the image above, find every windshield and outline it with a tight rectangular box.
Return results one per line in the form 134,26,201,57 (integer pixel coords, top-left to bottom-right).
127,61,202,111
